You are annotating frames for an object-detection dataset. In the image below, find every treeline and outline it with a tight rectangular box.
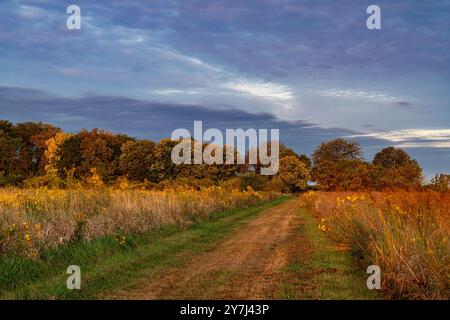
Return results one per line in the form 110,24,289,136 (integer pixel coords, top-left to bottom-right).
0,120,447,192
0,120,309,192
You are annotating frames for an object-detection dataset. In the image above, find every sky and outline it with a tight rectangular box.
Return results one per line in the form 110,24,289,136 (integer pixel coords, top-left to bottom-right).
0,0,449,178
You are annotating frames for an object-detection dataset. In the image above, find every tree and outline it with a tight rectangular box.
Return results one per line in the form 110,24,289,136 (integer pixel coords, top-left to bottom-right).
312,138,363,164
238,172,269,191
44,132,73,177
373,147,413,168
276,156,311,192
0,121,14,135
13,122,61,175
54,129,133,181
279,143,311,169
311,139,366,190
371,147,423,189
312,159,372,191
119,140,157,182
0,130,23,184
55,134,83,178
430,174,450,192
152,138,180,182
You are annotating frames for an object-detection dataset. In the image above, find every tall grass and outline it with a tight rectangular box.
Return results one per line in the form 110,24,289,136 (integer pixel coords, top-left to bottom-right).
0,186,279,258
301,191,449,299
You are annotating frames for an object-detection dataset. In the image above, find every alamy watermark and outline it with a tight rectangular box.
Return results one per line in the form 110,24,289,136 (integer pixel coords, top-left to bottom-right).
366,265,381,290
367,5,381,30
66,5,81,30
171,121,280,175
65,4,380,31
66,265,81,290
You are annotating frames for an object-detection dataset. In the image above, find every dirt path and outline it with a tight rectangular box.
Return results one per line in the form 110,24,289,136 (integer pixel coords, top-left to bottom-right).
108,198,307,299
106,198,375,300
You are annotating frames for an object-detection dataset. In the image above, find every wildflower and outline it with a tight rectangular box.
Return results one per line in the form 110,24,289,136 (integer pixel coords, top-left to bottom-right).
24,234,32,242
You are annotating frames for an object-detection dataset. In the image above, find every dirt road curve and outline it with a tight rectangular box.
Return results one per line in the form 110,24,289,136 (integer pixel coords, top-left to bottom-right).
109,198,306,299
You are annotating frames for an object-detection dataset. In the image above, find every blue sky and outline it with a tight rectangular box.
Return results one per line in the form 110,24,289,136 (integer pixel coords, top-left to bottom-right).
0,0,449,178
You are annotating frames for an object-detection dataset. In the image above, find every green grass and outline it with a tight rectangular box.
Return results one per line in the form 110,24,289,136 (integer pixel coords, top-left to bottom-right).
0,196,289,300
278,208,378,300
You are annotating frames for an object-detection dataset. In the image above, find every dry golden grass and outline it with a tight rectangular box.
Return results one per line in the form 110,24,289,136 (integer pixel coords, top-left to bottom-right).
0,186,279,258
301,190,450,299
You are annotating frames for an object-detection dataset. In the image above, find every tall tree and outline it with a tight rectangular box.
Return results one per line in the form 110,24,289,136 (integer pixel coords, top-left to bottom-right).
372,147,423,189
312,138,366,190
312,138,363,164
0,130,23,184
13,122,61,175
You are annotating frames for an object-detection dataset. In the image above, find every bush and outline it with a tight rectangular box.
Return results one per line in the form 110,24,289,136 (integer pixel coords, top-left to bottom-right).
23,175,65,189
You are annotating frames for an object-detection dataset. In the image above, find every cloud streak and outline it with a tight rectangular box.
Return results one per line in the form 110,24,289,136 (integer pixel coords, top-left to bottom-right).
352,129,450,148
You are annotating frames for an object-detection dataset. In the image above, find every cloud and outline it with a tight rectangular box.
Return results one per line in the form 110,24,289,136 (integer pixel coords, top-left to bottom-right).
0,86,350,151
351,129,450,148
319,89,400,103
223,80,295,104
394,101,413,107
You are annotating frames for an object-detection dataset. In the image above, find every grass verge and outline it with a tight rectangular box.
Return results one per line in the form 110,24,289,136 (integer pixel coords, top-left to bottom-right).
278,208,378,300
0,196,289,300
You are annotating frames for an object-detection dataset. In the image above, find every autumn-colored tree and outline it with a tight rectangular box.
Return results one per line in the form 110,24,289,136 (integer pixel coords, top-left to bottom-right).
54,129,133,181
373,147,414,169
152,138,180,182
119,140,157,182
276,155,311,192
13,122,61,175
312,139,367,190
0,121,14,135
238,172,269,191
312,138,363,164
0,130,23,184
55,134,83,178
79,129,114,179
316,159,372,191
430,174,450,192
0,121,49,183
371,147,423,190
44,131,73,176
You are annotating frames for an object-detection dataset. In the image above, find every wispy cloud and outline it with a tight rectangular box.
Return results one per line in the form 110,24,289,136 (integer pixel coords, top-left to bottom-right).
352,129,450,148
149,89,203,95
223,80,295,104
319,89,401,103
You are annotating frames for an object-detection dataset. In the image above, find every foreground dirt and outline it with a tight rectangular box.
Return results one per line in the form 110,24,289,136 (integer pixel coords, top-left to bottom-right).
107,198,309,299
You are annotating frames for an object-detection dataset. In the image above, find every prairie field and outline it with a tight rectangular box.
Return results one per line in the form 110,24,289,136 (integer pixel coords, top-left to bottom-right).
300,191,450,299
0,186,278,259
0,187,448,300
